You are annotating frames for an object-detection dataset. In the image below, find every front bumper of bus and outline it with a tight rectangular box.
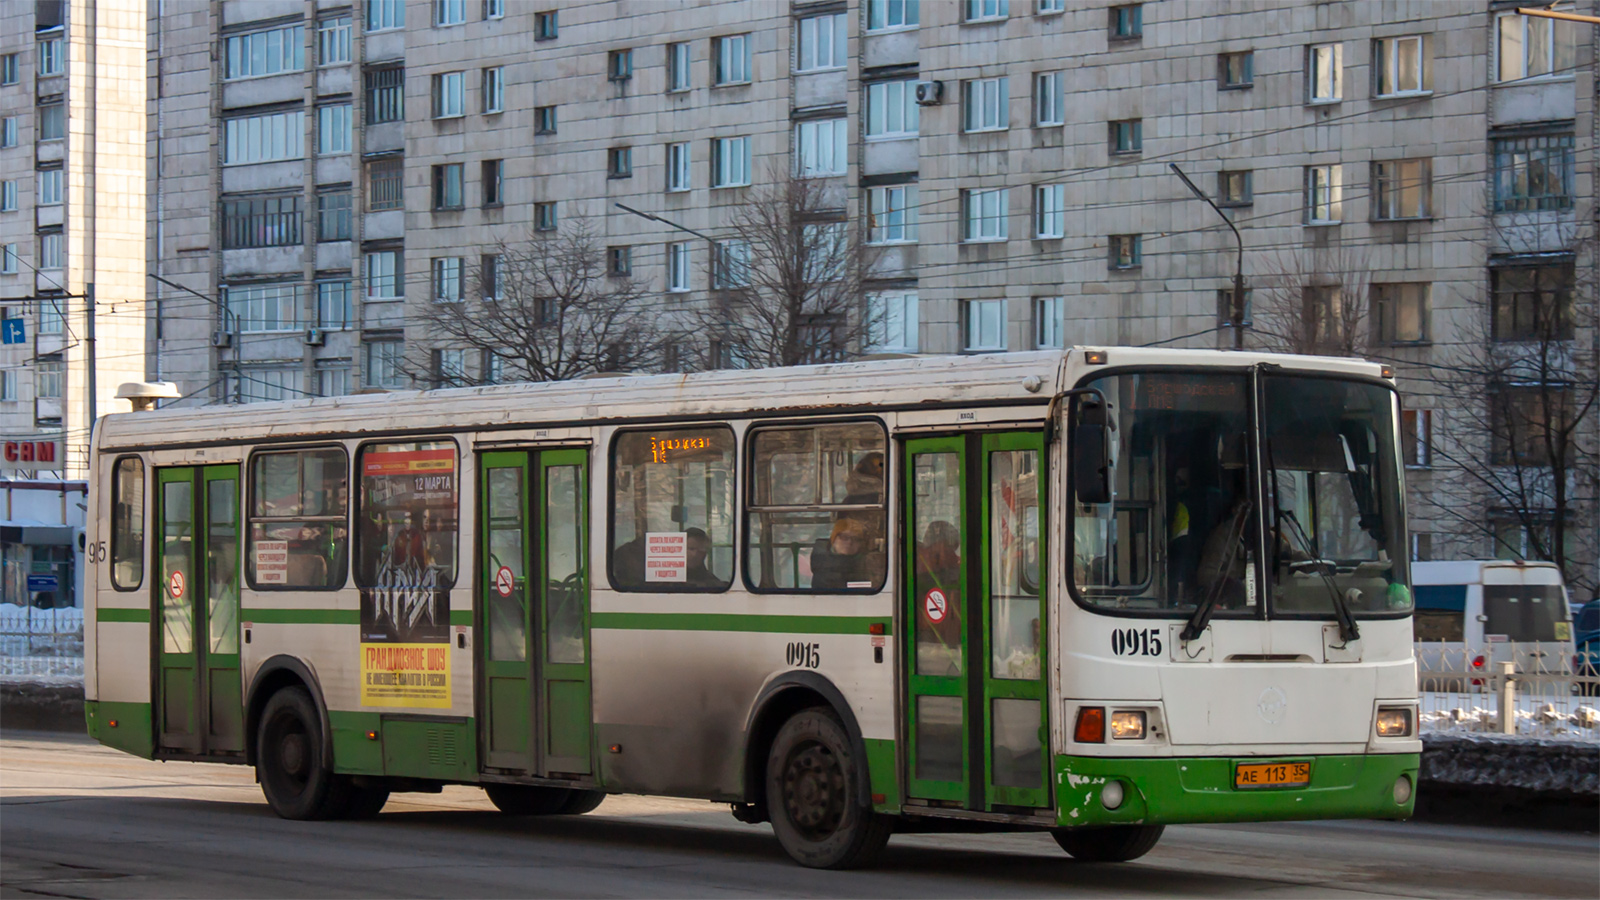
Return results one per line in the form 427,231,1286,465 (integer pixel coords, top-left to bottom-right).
1053,752,1419,827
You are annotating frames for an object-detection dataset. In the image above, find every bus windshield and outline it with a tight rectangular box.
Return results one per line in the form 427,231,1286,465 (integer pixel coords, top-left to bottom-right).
1070,369,1411,619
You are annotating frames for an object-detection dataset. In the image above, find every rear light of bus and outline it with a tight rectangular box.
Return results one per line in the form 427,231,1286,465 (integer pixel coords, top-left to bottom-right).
1376,707,1413,737
1074,707,1106,743
1109,710,1147,740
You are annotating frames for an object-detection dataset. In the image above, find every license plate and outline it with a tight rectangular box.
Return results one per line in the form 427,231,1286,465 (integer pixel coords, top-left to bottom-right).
1234,761,1311,789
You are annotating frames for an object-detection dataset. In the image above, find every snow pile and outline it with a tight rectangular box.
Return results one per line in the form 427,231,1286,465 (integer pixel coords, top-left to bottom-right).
1420,732,1599,796
1420,703,1600,740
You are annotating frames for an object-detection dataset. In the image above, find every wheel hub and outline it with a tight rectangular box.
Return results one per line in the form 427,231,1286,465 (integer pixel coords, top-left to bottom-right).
279,733,309,777
782,742,845,839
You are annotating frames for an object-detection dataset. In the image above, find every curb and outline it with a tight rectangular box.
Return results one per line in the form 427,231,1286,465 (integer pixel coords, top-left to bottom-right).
1,681,85,733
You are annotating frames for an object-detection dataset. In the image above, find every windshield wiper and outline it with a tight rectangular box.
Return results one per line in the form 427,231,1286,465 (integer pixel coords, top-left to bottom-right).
1180,499,1251,643
1278,507,1361,644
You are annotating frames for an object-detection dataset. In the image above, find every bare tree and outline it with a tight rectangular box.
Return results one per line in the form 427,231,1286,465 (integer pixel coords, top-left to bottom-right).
415,218,665,384
1248,244,1376,358
684,170,882,370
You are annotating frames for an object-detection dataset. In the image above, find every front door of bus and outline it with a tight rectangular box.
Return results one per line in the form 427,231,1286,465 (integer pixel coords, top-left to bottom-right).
479,450,592,777
154,465,244,757
903,433,1049,812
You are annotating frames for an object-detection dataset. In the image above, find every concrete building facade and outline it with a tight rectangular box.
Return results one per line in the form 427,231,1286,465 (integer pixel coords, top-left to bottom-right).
147,0,1596,590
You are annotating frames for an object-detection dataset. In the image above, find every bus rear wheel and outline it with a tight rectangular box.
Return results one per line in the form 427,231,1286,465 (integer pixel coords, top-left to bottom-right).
1051,825,1165,862
765,707,891,869
558,789,607,815
256,686,354,820
484,784,573,815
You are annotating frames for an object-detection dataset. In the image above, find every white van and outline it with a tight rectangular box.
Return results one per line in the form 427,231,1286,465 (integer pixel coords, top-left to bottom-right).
1412,560,1573,678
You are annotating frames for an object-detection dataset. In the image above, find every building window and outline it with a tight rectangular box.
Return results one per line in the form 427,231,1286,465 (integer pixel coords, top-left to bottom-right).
0,244,17,274
367,0,406,32
1218,169,1252,206
869,291,918,352
667,241,691,291
607,245,632,277
39,232,63,269
667,42,692,91
224,282,301,332
1308,42,1343,102
482,159,503,205
1401,409,1432,468
1374,35,1428,96
963,299,1005,351
609,49,634,82
39,169,62,206
317,363,350,398
1,54,18,85
965,0,1008,21
963,77,1009,132
796,119,847,176
714,34,750,85
865,80,918,138
867,0,919,31
1035,184,1065,238
480,253,499,301
433,257,464,302
1218,51,1253,88
1491,386,1574,466
535,10,559,40
1492,130,1574,212
0,369,15,401
38,102,64,141
714,239,751,289
1109,4,1142,39
1109,118,1141,154
224,24,304,80
1491,261,1573,341
1,118,16,148
1035,296,1065,349
39,37,64,76
227,365,306,404
1372,158,1430,220
963,188,1008,241
712,136,750,187
666,142,691,191
0,181,14,211
433,71,465,118
317,279,352,328
434,0,465,26
1304,164,1342,224
38,298,64,334
797,14,846,72
36,358,62,399
1497,7,1577,82
1108,234,1141,269
432,163,464,209
535,201,557,232
1373,283,1429,344
482,66,504,113
366,157,403,211
1038,0,1065,12
223,110,305,164
365,250,402,299
365,67,404,123
364,339,406,389
221,195,303,249
608,146,632,178
317,104,352,155
318,16,352,65
316,189,352,241
485,0,505,19
535,105,557,134
867,185,918,244
1035,72,1064,126
432,348,469,387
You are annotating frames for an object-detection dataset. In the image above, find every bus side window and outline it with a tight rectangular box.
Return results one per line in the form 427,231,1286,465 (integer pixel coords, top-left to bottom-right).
247,447,350,590
111,457,146,589
609,426,736,591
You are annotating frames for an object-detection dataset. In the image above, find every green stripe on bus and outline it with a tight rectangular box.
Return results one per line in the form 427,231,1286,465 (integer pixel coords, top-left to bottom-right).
591,612,891,635
96,607,148,623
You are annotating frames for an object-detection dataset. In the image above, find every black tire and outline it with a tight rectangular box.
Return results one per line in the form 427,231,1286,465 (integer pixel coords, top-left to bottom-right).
1051,825,1165,862
256,686,353,820
342,785,391,819
484,783,573,815
765,707,892,869
557,789,607,815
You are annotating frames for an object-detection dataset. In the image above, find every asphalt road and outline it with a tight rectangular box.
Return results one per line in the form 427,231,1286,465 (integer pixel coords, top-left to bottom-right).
2,732,1595,899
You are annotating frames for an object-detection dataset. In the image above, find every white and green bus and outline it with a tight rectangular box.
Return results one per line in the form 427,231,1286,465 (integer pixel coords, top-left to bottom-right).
85,348,1421,868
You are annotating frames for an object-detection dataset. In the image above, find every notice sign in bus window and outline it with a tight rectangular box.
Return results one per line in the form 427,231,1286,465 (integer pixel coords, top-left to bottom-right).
645,532,686,582
253,540,289,584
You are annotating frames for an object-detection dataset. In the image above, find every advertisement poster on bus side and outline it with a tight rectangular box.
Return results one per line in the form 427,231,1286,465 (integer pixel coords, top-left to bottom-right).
358,444,455,708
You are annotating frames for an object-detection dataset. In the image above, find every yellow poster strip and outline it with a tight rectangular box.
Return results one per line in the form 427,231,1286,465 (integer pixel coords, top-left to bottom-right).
360,642,451,708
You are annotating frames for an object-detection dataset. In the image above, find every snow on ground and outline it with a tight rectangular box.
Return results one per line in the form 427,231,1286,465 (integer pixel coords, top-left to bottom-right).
1420,691,1599,740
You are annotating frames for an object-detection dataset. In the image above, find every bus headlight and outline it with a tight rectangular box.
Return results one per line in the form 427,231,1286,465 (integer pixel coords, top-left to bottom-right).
1109,710,1146,740
1376,707,1412,737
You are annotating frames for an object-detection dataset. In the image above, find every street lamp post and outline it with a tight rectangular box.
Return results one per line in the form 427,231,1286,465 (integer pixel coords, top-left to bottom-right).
1169,163,1246,351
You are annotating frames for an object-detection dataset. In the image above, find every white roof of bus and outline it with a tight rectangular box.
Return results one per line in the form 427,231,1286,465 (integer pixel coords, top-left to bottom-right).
93,347,1389,451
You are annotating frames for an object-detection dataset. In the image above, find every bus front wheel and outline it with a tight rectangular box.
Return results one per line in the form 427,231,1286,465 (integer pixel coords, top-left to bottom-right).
484,784,573,815
256,686,357,820
765,707,891,869
1051,824,1165,862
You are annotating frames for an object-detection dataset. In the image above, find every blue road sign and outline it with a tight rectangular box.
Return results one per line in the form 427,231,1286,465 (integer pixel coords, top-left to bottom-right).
1,318,23,345
27,574,60,593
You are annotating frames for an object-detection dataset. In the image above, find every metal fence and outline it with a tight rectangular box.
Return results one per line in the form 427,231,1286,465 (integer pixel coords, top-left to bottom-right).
1417,642,1599,741
0,603,83,682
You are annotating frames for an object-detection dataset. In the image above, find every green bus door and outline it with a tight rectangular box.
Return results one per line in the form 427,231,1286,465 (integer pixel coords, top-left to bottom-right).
904,432,1050,812
480,449,593,777
155,465,244,757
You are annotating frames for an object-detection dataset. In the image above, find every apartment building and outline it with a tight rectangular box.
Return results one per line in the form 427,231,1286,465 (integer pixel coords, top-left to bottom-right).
2,0,147,603
149,0,1596,587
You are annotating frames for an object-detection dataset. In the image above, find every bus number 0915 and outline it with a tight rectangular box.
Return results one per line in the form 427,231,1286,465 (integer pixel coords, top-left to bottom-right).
1111,627,1163,657
786,642,821,668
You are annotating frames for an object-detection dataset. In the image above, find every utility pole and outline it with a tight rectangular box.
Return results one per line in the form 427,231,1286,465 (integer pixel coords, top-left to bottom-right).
1169,164,1246,351
85,282,96,427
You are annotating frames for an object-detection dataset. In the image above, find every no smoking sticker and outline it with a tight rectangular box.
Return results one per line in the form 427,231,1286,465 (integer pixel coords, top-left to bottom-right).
923,588,948,624
494,566,515,597
168,570,185,599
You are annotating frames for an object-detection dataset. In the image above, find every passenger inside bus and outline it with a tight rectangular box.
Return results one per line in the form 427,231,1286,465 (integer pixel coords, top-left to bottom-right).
683,527,721,587
811,519,881,590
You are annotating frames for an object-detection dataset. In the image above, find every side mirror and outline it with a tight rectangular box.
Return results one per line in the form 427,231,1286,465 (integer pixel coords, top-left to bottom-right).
1073,422,1112,505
